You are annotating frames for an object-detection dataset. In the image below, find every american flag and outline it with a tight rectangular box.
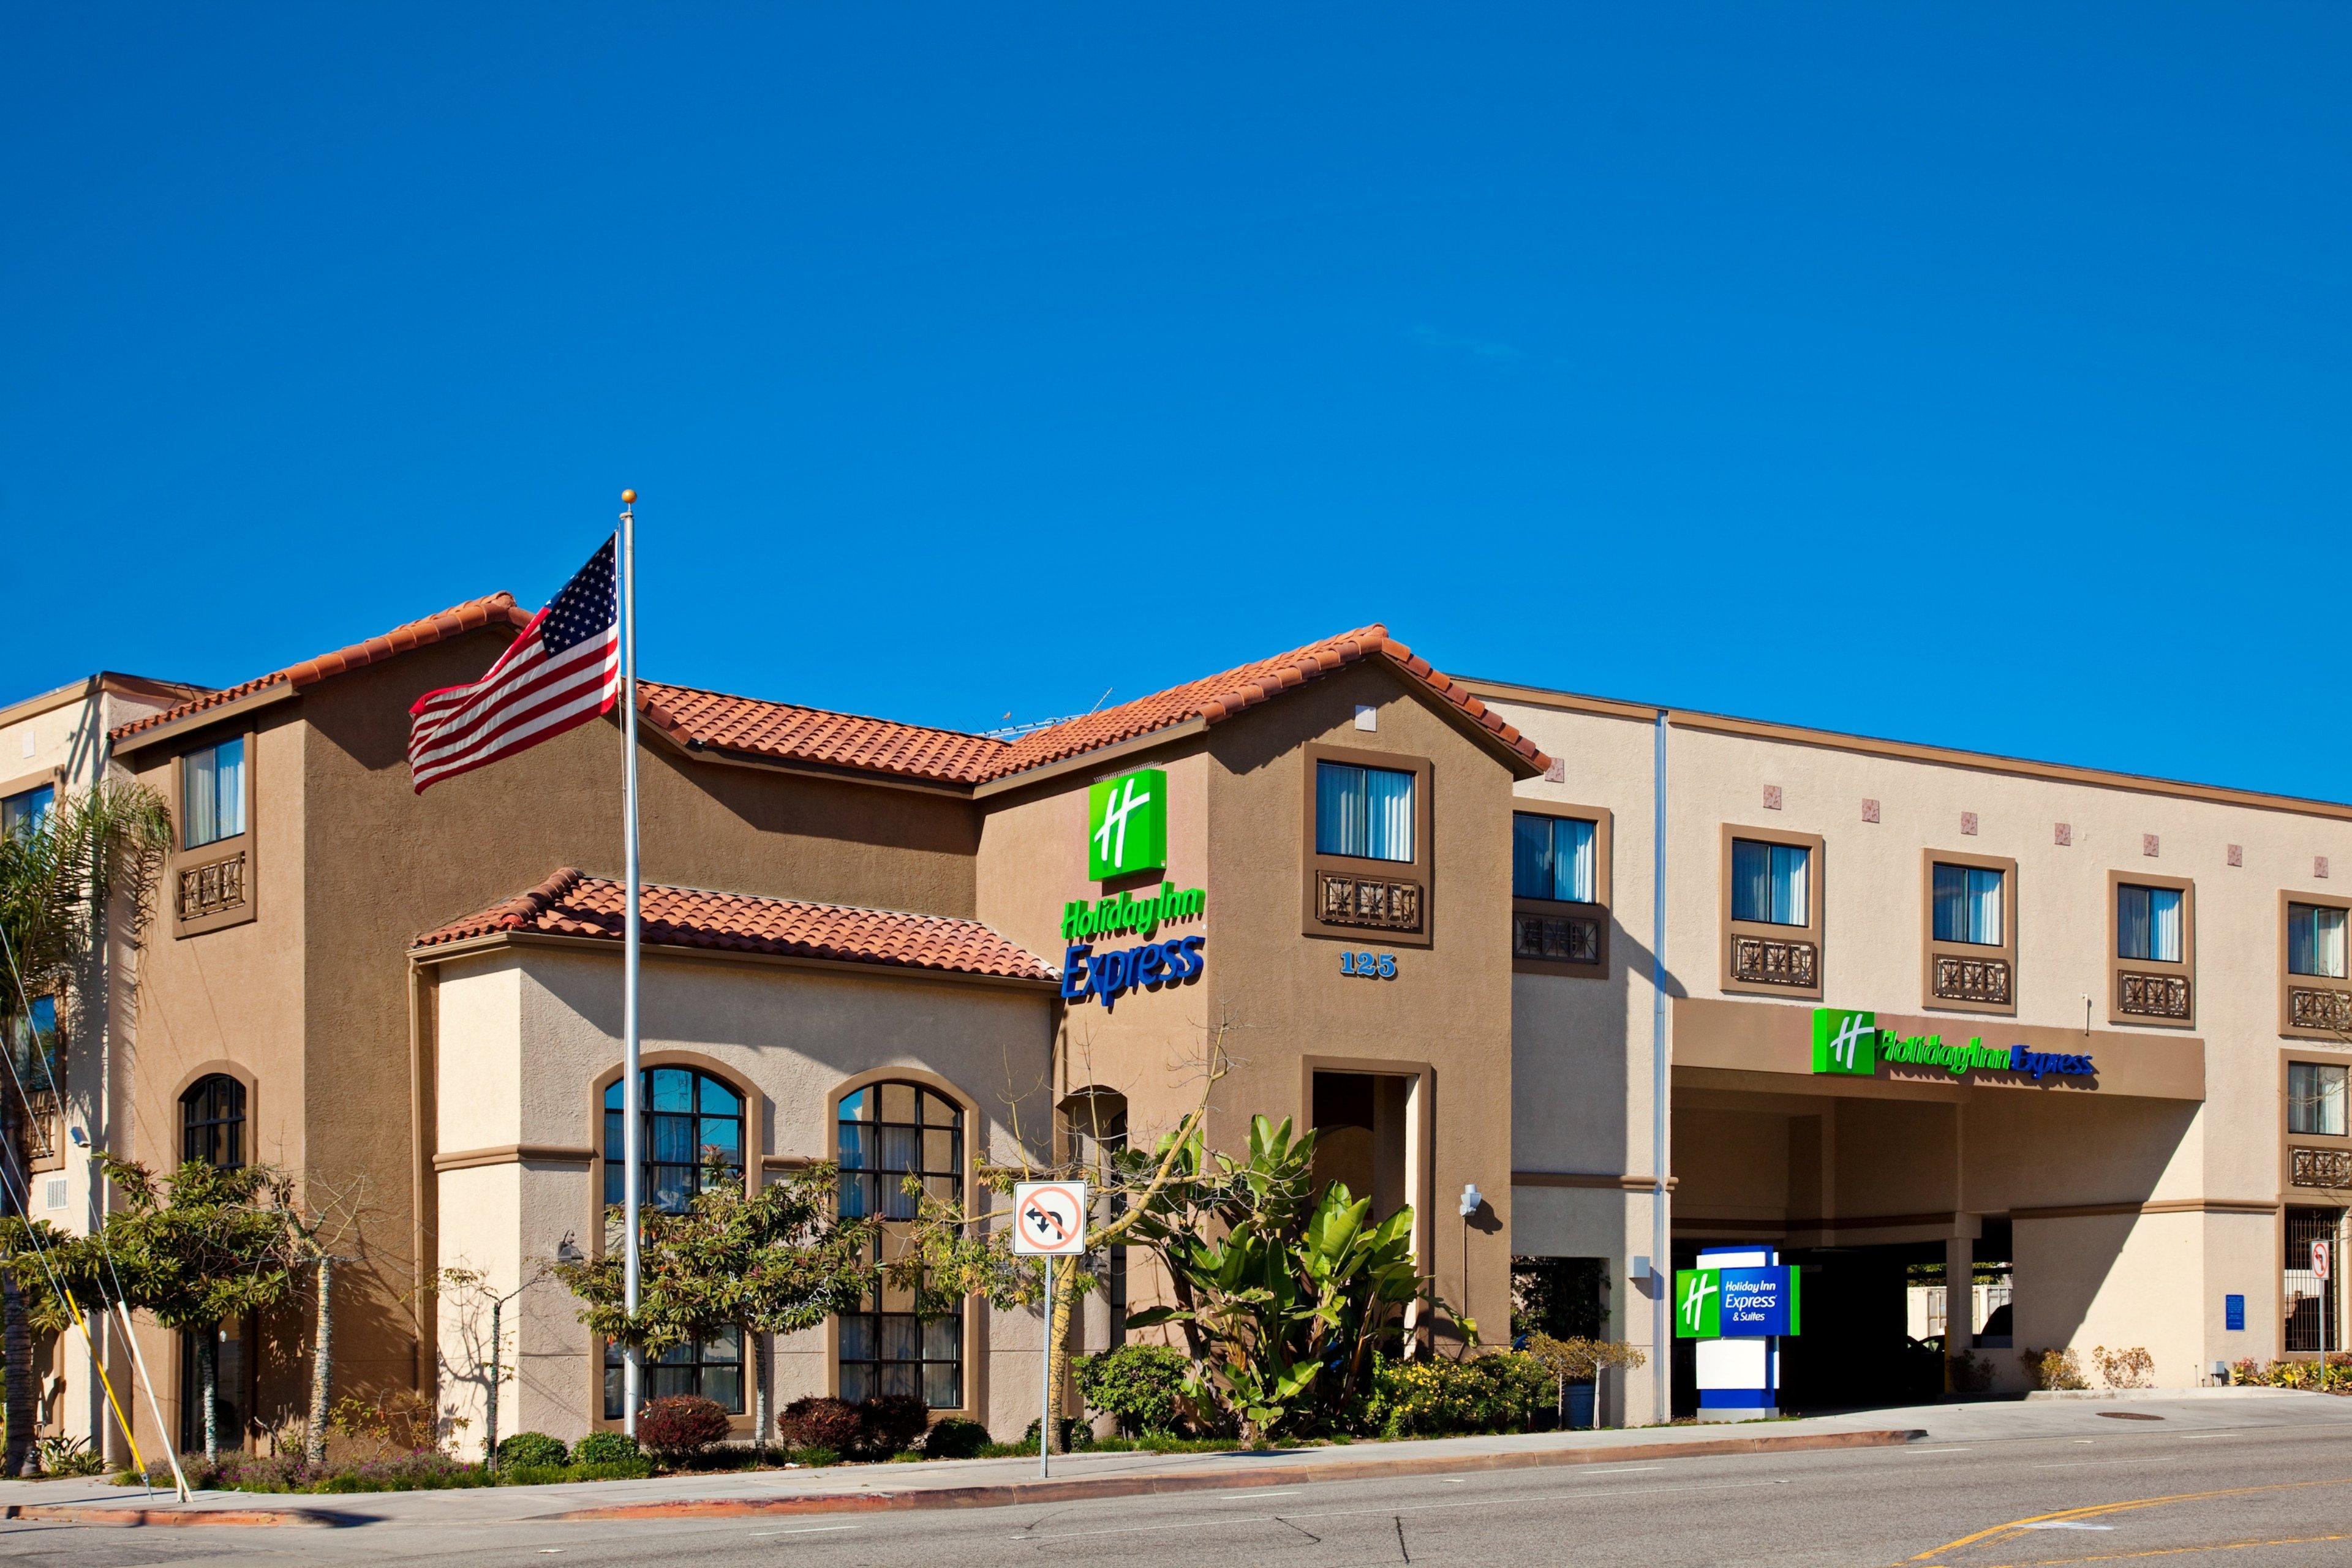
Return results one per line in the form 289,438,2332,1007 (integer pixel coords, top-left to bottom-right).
407,537,622,793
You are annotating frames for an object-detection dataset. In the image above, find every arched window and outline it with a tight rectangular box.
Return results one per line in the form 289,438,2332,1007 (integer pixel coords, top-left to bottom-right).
603,1066,744,1214
837,1081,963,1408
181,1076,246,1169
597,1065,748,1420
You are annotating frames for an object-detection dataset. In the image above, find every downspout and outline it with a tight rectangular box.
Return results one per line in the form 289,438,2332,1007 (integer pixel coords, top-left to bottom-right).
1650,709,1670,1425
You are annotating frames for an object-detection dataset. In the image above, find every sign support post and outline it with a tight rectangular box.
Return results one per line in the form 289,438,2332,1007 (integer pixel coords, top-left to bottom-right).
1011,1180,1088,1481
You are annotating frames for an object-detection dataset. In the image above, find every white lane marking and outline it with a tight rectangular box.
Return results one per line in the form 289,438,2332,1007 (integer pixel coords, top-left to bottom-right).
748,1525,862,1537
1907,1447,1973,1453
1005,1477,1789,1543
1198,1489,1302,1502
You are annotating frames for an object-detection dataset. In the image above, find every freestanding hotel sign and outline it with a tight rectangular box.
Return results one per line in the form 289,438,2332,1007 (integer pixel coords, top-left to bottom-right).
1678,1246,1797,1421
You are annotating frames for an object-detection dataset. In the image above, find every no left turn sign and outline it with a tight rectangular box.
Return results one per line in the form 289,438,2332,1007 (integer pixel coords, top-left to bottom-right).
1011,1181,1089,1256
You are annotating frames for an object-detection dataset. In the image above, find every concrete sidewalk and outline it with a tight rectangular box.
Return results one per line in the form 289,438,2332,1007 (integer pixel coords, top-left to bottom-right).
8,1390,2348,1529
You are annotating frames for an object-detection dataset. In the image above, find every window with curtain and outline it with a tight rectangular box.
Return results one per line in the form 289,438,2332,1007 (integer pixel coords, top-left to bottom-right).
604,1328,743,1419
2290,1061,2350,1137
603,1066,744,1216
1932,864,2005,946
1730,839,1810,926
2290,903,2348,979
1315,761,1415,863
837,1081,963,1408
1,784,53,840
2116,883,2184,963
181,738,246,849
1513,814,1596,902
181,1074,246,1169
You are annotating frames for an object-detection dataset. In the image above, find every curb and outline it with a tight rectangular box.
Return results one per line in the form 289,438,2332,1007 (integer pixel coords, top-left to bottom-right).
2025,1387,2329,1402
7,1427,1923,1528
557,1428,1926,1522
3,1502,367,1528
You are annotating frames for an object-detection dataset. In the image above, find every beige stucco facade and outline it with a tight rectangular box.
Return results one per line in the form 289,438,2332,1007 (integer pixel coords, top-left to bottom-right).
27,609,2352,1458
1483,686,2352,1423
422,943,1055,1453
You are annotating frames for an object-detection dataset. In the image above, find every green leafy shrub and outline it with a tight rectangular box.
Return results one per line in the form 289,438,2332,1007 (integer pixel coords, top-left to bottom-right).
636,1395,733,1458
778,1396,864,1452
791,1446,842,1466
495,1432,569,1469
1075,1343,1193,1434
1365,1352,1551,1438
312,1451,488,1492
858,1394,930,1456
34,1435,105,1477
921,1419,992,1459
572,1431,643,1466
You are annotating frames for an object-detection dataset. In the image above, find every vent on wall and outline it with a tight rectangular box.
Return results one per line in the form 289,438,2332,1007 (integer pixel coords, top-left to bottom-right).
43,1177,67,1211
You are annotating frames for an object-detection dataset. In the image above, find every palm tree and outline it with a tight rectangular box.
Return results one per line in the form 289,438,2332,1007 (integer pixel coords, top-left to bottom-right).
0,781,172,1473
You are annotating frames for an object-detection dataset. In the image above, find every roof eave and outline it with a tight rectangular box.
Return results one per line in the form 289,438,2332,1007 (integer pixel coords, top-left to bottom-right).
110,682,299,756
409,927,1061,991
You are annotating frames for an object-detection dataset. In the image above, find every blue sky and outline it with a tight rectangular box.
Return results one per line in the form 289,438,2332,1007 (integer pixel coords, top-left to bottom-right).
7,6,2346,796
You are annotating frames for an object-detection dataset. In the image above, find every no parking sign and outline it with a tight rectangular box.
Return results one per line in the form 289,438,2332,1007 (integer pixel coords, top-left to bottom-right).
2315,1240,2332,1281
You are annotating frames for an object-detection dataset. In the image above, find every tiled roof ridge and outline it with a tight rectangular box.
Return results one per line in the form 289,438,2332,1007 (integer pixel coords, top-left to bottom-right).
110,592,531,742
974,622,1550,780
412,867,1058,984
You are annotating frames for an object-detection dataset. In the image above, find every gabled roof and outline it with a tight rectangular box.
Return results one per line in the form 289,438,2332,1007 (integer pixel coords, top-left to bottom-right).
639,682,1011,785
110,594,533,744
647,624,1551,786
412,867,1057,984
977,624,1548,782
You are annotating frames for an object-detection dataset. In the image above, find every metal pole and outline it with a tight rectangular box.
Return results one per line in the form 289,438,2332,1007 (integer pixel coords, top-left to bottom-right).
1039,1261,1052,1479
115,1302,187,1499
1650,709,1670,1426
619,492,644,1436
486,1294,502,1473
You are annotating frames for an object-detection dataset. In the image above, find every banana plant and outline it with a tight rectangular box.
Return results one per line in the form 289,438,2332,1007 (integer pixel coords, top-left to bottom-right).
1123,1115,1439,1442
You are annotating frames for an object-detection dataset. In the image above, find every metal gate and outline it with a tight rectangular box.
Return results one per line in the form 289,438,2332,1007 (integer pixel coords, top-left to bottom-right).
2284,1208,2342,1354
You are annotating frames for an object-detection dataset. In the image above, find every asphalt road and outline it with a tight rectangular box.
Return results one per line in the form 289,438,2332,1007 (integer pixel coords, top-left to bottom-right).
4,1414,2351,1567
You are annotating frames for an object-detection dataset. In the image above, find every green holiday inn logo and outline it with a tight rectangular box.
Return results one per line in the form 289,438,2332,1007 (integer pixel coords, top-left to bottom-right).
1088,768,1167,881
1811,1007,1877,1076
1674,1267,1721,1338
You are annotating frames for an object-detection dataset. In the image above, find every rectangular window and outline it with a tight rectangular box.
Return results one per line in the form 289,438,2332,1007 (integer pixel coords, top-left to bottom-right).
1315,761,1415,863
2,784,54,840
1932,863,2005,946
1513,813,1596,902
181,739,246,850
2290,1061,2349,1137
2291,903,2348,979
2117,883,2184,963
1731,838,1810,926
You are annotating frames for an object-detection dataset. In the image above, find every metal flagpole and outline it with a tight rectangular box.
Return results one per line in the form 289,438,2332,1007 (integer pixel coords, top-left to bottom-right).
619,489,644,1436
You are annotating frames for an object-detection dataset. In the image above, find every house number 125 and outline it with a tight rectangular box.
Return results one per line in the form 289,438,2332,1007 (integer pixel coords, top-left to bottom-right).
1341,952,1396,978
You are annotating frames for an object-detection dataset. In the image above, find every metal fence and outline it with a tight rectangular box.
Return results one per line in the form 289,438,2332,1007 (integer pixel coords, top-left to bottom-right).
2284,1207,2342,1354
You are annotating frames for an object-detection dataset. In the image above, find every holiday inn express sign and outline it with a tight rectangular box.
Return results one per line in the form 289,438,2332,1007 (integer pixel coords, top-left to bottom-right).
1811,1007,2095,1082
1064,766,1208,1011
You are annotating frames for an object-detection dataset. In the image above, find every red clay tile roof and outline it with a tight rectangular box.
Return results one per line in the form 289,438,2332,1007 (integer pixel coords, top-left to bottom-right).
639,682,1011,784
643,625,1548,785
978,624,1550,780
110,593,534,742
412,867,1058,982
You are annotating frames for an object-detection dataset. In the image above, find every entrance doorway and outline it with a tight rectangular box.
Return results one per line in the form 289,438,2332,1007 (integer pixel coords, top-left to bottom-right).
1310,1071,1408,1220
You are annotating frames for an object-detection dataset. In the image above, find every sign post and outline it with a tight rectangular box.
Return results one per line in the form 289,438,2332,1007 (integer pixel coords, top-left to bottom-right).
1011,1181,1088,1477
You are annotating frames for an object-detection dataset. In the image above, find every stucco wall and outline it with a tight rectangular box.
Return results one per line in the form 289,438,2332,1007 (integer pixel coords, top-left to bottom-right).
431,943,1055,1449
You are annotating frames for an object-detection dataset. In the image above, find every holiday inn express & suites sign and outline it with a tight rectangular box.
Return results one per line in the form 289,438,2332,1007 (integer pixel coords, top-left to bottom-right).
1811,1007,2094,1082
1673,1264,1801,1338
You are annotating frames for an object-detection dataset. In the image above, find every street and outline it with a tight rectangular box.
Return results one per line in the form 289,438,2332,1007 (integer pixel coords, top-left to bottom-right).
4,1402,2350,1567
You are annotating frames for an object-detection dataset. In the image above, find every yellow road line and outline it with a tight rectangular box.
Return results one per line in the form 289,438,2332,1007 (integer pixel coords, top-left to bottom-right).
1981,1532,2350,1566
1907,1476,2352,1561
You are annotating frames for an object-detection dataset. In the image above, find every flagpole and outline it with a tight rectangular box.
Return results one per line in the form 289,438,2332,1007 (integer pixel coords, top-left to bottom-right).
618,489,644,1436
